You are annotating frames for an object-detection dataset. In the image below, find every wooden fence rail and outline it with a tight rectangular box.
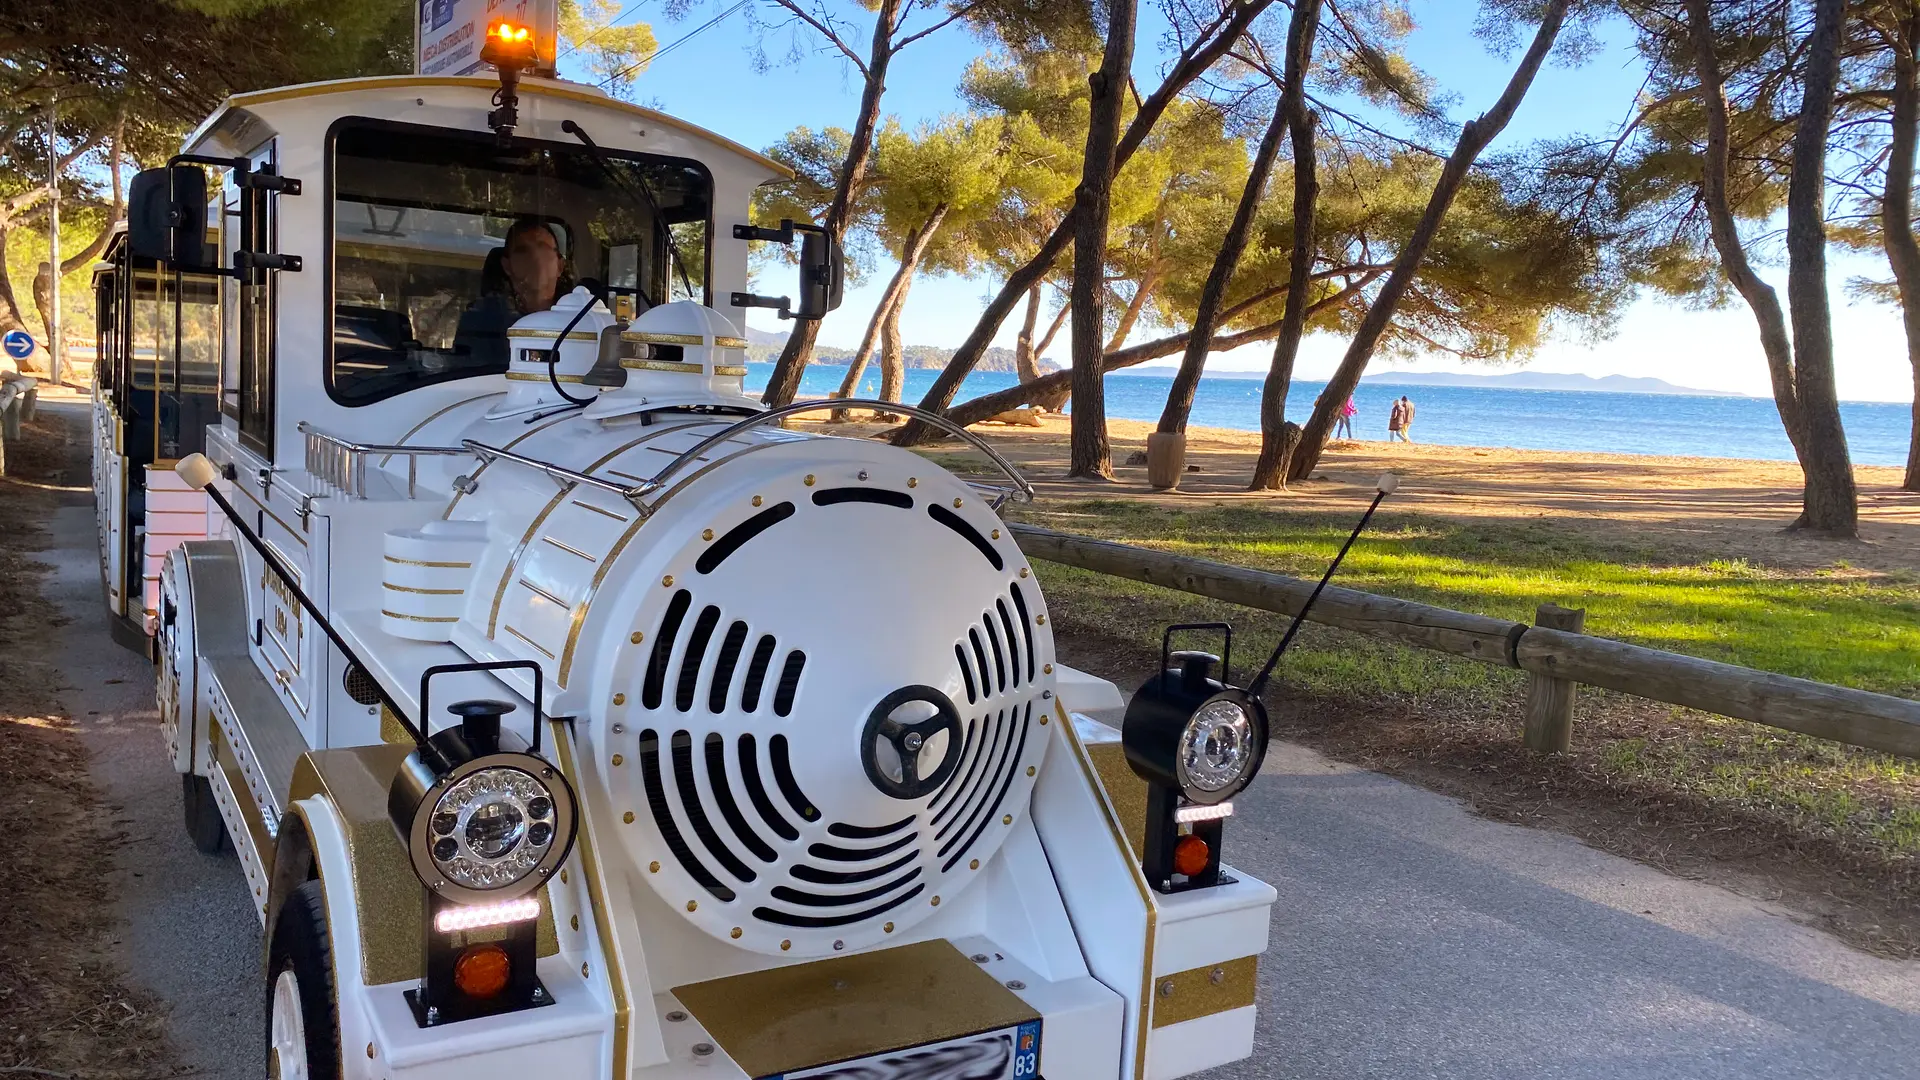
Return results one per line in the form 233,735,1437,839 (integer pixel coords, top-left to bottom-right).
1008,523,1920,760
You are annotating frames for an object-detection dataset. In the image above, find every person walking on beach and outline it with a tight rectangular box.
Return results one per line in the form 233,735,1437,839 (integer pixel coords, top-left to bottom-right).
1388,395,1415,442
1336,397,1356,439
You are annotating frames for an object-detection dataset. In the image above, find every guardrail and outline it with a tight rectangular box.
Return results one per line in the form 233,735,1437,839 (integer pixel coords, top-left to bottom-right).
1008,523,1920,760
0,374,39,476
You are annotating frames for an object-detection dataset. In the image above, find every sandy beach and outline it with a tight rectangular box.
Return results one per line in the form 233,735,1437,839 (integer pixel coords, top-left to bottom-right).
807,411,1920,574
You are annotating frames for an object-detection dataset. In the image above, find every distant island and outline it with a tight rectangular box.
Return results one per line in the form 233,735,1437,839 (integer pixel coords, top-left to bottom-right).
1362,370,1745,397
747,328,1060,376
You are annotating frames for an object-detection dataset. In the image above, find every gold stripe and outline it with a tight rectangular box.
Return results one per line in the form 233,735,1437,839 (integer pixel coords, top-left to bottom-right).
508,328,601,341
541,536,597,562
558,515,647,685
383,555,471,569
503,624,556,659
620,331,704,346
506,371,588,383
236,487,307,548
712,365,749,377
488,491,572,638
620,359,704,373
518,577,569,609
1056,701,1156,1080
381,582,464,595
380,609,460,623
712,336,749,349
550,723,629,1078
188,75,793,179
1150,956,1259,1028
571,500,631,523
378,394,487,467
443,410,578,518
604,469,649,485
649,440,786,512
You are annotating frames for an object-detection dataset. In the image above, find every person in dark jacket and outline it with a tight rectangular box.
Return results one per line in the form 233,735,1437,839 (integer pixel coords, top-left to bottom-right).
455,217,574,368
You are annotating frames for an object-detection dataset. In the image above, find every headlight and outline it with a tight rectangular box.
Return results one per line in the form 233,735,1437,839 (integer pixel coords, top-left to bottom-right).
1175,696,1259,803
400,751,578,905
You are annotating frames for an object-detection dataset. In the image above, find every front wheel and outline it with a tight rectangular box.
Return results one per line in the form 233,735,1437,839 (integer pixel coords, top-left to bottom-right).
267,879,340,1080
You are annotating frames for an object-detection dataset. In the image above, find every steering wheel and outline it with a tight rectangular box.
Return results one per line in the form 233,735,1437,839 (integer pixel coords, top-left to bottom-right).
860,685,964,801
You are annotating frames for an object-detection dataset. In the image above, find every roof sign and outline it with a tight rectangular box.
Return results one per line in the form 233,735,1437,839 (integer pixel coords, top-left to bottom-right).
418,0,557,77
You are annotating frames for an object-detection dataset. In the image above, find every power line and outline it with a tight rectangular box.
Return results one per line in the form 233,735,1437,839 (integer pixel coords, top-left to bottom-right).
599,0,751,87
559,0,652,60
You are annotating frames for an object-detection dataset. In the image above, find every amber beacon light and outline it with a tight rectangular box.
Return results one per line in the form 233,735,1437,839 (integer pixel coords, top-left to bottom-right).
481,21,540,142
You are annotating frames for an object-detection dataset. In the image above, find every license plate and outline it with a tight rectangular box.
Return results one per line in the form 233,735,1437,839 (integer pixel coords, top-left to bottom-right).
768,1019,1043,1080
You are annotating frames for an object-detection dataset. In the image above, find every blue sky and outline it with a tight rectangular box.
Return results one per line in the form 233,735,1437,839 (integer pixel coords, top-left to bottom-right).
558,1,1913,403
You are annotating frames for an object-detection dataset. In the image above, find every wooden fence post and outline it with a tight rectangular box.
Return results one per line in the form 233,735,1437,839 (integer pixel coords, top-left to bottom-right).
1523,603,1586,752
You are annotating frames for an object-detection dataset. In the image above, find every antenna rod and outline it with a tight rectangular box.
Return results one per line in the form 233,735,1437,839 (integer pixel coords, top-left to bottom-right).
1246,473,1398,696
173,454,430,751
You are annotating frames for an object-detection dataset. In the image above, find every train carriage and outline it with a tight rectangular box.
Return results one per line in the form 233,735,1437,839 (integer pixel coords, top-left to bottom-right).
91,26,1280,1080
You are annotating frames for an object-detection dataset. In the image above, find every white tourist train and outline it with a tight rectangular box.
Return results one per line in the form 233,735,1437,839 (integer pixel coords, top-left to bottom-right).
88,20,1278,1080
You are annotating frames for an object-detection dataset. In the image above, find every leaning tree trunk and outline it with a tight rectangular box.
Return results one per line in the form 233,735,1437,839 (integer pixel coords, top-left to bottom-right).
1107,266,1162,351
892,0,1276,446
1252,0,1323,491
1686,0,1807,462
1158,100,1293,435
1287,0,1569,482
876,270,916,420
1882,10,1920,492
1782,0,1858,536
832,204,946,420
1067,0,1140,480
760,0,903,407
1015,282,1045,383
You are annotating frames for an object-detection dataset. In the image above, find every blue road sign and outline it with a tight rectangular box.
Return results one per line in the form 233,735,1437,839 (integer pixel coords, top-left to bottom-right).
2,329,34,360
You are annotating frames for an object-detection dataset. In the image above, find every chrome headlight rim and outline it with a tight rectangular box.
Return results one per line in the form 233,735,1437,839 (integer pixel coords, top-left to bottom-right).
1172,690,1267,805
405,750,578,906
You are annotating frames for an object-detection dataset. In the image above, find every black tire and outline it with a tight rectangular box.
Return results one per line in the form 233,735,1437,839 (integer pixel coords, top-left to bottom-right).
267,879,341,1080
181,772,228,854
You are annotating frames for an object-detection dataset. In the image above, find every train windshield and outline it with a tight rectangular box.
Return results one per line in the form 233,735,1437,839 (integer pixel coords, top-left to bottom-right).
328,118,712,406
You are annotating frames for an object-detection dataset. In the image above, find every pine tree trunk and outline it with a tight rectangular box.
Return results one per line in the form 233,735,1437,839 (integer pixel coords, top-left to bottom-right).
1068,0,1139,480
830,290,896,421
1015,282,1044,383
1106,266,1161,352
877,270,915,420
1783,0,1858,536
892,0,1275,447
760,0,903,407
1686,0,1808,461
1252,0,1323,491
1287,0,1569,483
1159,102,1292,436
1881,11,1920,493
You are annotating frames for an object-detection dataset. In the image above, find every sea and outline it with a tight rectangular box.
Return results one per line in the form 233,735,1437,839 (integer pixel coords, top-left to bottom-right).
745,363,1914,467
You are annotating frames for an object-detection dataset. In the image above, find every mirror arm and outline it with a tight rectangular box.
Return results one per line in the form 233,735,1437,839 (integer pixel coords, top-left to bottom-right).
731,291,794,320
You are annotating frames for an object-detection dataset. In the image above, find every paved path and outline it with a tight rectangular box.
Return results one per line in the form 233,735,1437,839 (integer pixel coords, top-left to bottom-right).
39,481,1919,1078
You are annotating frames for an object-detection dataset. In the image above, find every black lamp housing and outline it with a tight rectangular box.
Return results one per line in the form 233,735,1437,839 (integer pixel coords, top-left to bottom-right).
1121,625,1270,893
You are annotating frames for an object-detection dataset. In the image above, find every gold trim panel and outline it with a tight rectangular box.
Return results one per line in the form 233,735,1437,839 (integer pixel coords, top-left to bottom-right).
383,555,471,569
508,328,601,341
1150,956,1259,1028
620,359,704,373
503,624,556,659
381,609,460,623
713,365,749,377
382,582,464,595
712,336,749,349
551,723,630,1074
620,331,705,346
506,371,588,383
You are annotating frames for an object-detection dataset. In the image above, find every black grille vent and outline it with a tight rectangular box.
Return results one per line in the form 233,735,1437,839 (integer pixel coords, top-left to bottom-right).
646,591,808,717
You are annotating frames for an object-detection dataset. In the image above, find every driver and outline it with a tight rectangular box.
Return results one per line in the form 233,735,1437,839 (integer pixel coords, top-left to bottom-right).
454,217,575,367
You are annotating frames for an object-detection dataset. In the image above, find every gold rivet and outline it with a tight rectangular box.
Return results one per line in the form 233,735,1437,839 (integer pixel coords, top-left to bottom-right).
1040,715,1048,726
730,927,743,939
1019,568,1029,578
969,859,980,870
687,900,698,912
781,939,792,951
649,860,660,873
570,915,579,931
1044,663,1053,674
952,497,963,508
561,869,569,884
582,962,591,978
702,528,714,541
612,753,624,766
1036,615,1046,625
753,495,764,506
630,631,644,644
804,474,816,486
883,922,895,933
623,811,635,824
931,895,941,907
367,1044,376,1059
907,477,918,488
1003,814,1013,825
992,529,1001,539
613,693,626,706
662,575,674,587
1027,766,1036,776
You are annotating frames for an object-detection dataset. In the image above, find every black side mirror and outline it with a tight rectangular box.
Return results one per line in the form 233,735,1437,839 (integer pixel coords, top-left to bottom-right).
794,230,845,321
128,166,210,268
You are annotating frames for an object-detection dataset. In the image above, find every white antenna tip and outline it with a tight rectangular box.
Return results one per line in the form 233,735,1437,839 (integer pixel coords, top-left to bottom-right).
176,453,219,490
1375,472,1399,495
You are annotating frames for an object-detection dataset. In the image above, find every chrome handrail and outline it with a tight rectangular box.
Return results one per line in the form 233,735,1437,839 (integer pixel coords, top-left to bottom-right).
635,399,1036,510
298,421,471,499
461,440,649,503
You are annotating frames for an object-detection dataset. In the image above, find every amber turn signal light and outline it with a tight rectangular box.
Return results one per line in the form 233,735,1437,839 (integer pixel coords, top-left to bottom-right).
453,943,512,999
1173,833,1210,877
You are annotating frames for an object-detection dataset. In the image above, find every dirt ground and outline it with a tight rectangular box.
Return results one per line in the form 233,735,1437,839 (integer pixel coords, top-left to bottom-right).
0,402,184,1077
810,412,1919,573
